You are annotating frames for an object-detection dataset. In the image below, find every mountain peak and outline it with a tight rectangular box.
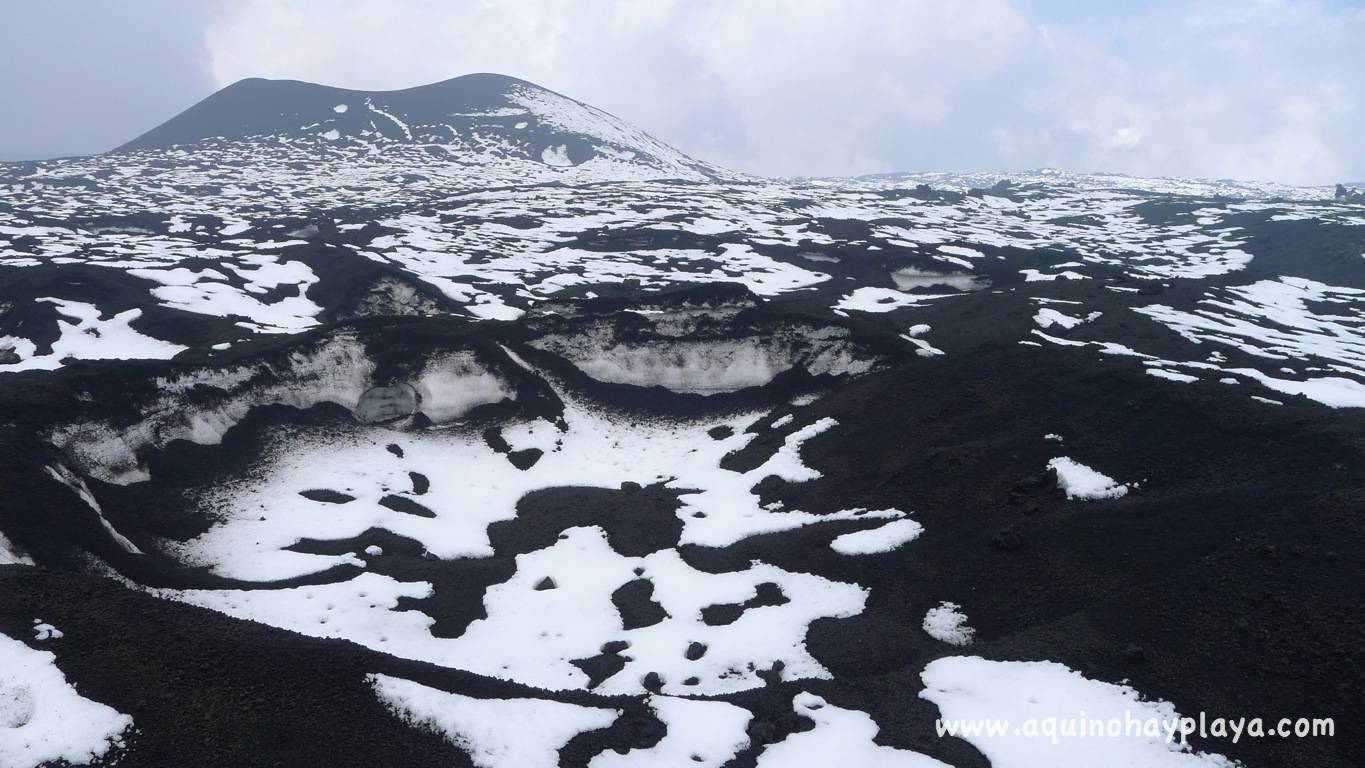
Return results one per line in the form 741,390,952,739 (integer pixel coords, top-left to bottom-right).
114,73,711,181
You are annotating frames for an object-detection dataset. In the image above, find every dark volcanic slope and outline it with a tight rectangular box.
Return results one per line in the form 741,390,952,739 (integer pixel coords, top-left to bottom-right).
1,72,1363,768
119,74,527,150
115,72,710,180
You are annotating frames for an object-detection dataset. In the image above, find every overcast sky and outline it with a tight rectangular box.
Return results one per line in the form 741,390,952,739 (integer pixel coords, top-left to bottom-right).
2,0,1363,184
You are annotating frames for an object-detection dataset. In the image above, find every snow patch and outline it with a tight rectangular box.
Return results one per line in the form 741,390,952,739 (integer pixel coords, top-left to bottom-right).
0,299,185,373
922,602,974,646
31,622,62,642
1033,308,1100,330
0,532,32,566
541,144,574,167
0,632,132,768
1048,457,1128,500
830,518,924,555
370,673,617,768
757,692,950,767
589,696,751,768
892,266,990,292
920,656,1236,767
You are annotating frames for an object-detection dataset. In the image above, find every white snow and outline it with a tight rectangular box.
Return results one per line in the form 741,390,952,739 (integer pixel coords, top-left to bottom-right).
320,129,341,141
938,245,985,259
333,104,349,113
891,266,989,292
830,518,924,555
1047,457,1128,500
162,396,898,580
542,144,574,167
0,632,132,768
756,692,950,767
921,602,974,646
52,332,376,484
589,696,751,768
836,287,957,314
1227,368,1365,408
1147,368,1199,383
1033,308,1099,330
0,532,32,566
0,299,185,372
410,351,516,422
168,525,868,695
1133,277,1365,407
1021,269,1088,282
44,464,142,553
366,100,414,141
920,656,1236,767
142,254,324,334
30,622,62,642
370,673,617,768
529,332,869,394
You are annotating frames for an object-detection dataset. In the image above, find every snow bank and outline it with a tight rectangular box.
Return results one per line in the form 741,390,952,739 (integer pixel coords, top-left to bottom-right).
370,673,617,768
411,350,517,422
1047,457,1128,500
50,332,376,484
530,323,878,394
0,632,132,768
920,656,1236,767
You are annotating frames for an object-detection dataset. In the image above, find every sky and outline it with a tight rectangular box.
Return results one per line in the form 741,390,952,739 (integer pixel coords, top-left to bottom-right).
2,0,1363,184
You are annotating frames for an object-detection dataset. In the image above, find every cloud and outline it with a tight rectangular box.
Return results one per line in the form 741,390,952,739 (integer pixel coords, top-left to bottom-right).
202,0,1365,183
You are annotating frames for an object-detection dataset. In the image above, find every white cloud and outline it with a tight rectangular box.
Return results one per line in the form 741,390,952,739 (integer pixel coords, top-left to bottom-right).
203,0,1365,183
